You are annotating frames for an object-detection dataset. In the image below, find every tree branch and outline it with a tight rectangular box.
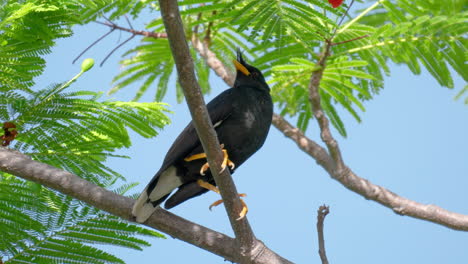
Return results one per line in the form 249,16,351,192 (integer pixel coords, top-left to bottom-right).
158,0,252,247
0,148,291,263
316,205,330,264
94,21,168,39
92,10,468,231
308,41,345,173
191,34,235,86
181,25,468,232
272,111,468,231
157,1,292,263
0,148,234,260
168,23,468,231
95,20,235,87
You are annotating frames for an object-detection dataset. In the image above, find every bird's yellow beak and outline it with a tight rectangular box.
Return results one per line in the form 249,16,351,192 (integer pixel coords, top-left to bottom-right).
233,59,250,76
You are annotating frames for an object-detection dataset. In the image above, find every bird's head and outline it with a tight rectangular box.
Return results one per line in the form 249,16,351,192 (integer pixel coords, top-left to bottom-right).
233,50,270,91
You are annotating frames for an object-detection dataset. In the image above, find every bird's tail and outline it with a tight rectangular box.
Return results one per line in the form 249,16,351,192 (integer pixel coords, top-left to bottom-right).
132,166,182,223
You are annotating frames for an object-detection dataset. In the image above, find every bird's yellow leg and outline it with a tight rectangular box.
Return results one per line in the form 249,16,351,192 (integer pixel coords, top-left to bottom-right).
220,149,236,173
184,152,207,161
196,179,220,194
196,179,248,220
184,144,235,175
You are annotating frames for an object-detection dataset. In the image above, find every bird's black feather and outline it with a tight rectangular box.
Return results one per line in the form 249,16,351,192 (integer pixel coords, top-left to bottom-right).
132,51,273,222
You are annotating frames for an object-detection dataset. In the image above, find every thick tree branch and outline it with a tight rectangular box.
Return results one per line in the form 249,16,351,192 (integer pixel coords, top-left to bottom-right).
272,114,468,231
158,0,252,249
184,28,468,231
316,205,330,264
93,12,468,231
0,148,234,260
172,26,468,231
0,148,291,264
157,1,292,263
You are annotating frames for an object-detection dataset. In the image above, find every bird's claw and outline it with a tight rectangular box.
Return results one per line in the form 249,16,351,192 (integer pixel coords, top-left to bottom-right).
187,145,235,175
196,180,248,220
219,150,235,173
208,193,248,220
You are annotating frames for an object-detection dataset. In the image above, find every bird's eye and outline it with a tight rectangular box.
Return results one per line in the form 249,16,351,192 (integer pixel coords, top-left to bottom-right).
251,72,258,78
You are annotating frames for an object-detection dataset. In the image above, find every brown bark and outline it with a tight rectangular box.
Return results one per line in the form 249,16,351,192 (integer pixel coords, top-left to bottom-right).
0,147,292,263
157,0,292,263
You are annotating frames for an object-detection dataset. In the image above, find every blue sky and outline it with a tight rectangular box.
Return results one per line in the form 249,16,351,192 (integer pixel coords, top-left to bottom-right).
35,9,468,264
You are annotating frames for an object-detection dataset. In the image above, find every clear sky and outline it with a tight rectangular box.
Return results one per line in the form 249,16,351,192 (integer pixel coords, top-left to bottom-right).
35,10,468,264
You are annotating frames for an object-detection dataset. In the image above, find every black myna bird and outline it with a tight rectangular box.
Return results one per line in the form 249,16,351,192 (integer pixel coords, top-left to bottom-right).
132,51,273,223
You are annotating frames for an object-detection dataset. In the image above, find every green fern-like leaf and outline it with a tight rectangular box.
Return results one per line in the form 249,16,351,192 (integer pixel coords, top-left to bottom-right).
0,1,75,92
1,175,165,263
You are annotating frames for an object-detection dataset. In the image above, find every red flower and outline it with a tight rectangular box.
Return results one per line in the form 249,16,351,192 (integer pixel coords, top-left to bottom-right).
328,0,344,8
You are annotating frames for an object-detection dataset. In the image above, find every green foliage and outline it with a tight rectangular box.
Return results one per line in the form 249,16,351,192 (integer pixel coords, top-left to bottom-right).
71,0,152,22
0,0,149,93
1,75,170,262
1,175,164,264
0,65,170,261
2,83,170,184
111,0,466,136
1,0,466,261
0,2,171,262
343,0,468,88
0,1,75,92
110,38,176,102
109,30,242,102
222,0,341,47
454,85,468,104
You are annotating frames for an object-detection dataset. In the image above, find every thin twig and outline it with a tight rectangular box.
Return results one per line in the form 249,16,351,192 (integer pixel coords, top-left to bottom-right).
73,20,168,66
338,0,384,34
124,15,133,30
191,34,235,86
99,34,135,67
330,0,356,39
95,21,168,38
331,34,369,46
317,205,330,264
72,27,115,64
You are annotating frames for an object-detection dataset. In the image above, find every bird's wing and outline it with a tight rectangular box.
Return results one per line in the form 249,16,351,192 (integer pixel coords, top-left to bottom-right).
132,88,235,222
163,181,210,209
158,88,235,173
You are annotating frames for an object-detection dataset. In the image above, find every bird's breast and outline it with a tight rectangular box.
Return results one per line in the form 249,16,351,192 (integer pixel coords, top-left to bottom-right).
217,91,273,165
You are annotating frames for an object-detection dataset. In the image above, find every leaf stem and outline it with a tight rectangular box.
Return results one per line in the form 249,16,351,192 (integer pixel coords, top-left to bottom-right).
338,0,386,34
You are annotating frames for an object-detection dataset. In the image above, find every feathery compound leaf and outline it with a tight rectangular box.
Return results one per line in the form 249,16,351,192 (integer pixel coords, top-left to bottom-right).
2,79,170,184
1,176,165,263
454,85,468,104
343,1,467,90
271,54,372,135
111,38,175,100
0,2,75,92
73,0,151,22
224,0,336,48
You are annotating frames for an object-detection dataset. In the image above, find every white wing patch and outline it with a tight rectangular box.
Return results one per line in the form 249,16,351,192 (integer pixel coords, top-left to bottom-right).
243,110,255,129
213,119,223,128
132,166,182,223
148,166,182,200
